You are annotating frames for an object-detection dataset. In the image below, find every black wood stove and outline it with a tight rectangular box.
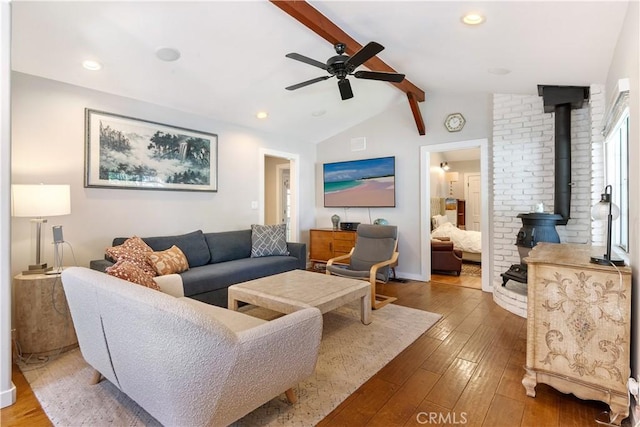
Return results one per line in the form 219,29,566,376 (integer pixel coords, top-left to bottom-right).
501,213,564,286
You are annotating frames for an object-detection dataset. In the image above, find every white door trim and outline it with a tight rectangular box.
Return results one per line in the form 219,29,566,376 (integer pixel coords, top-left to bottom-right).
420,138,493,293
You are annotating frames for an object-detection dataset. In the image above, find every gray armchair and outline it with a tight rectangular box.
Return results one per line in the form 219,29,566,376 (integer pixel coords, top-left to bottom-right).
325,224,399,310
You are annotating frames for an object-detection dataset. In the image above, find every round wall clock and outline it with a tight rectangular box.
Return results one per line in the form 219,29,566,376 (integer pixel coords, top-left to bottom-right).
444,113,466,132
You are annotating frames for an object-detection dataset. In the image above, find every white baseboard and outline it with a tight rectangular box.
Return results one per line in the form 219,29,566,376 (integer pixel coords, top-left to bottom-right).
393,271,423,281
0,382,16,408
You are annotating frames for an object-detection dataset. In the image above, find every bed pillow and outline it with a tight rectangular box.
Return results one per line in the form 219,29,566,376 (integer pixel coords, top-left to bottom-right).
432,214,450,229
251,224,289,257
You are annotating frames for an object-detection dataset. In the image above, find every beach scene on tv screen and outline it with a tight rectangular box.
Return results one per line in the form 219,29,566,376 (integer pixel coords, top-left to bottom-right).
324,156,395,207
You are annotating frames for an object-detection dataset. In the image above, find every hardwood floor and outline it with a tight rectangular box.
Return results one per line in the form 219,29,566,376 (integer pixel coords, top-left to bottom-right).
2,274,626,426
0,361,51,426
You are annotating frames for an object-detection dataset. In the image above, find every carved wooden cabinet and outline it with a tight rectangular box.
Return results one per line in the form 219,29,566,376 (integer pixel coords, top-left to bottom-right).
309,229,356,267
523,243,631,425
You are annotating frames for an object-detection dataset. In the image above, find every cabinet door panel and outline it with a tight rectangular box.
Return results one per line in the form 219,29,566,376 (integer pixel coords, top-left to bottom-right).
310,230,333,261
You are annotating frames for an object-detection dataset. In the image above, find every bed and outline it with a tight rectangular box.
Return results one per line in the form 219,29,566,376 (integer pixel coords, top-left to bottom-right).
430,215,482,263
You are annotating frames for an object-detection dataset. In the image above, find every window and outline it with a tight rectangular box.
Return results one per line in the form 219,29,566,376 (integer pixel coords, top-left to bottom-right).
604,109,629,252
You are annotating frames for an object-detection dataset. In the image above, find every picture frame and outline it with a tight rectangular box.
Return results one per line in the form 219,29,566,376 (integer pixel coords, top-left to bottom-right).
85,109,218,192
323,156,396,208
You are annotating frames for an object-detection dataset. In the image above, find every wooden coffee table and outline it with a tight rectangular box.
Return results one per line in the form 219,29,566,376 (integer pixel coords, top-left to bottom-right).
228,269,371,324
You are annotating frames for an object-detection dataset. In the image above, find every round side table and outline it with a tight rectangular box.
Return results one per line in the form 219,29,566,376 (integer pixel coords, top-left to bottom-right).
13,272,78,357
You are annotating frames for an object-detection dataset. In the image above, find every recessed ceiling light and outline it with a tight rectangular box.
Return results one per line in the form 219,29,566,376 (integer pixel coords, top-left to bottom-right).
82,60,102,71
462,13,485,26
311,110,326,117
256,111,268,119
488,67,511,75
155,47,181,62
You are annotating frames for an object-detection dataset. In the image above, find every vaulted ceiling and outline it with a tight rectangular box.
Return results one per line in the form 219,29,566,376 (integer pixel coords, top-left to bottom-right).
11,1,629,143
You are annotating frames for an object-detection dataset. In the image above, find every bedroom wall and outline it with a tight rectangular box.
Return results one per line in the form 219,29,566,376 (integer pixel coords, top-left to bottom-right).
444,160,480,200
429,152,447,198
10,72,317,278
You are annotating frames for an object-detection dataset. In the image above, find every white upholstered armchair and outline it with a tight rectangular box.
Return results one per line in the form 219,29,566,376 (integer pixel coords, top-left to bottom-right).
62,267,323,426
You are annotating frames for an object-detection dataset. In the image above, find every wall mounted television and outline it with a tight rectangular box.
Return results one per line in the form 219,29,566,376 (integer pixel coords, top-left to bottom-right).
323,156,396,208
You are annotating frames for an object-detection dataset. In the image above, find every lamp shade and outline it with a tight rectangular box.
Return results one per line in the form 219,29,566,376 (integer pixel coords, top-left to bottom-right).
591,200,620,221
445,172,459,182
12,184,71,217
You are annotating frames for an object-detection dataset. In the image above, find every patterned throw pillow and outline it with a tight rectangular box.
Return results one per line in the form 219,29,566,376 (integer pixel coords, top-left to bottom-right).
106,259,159,290
105,236,156,275
147,245,189,275
251,224,289,257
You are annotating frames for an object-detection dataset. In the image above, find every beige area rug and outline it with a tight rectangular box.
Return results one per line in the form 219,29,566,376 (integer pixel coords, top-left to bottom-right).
20,301,441,426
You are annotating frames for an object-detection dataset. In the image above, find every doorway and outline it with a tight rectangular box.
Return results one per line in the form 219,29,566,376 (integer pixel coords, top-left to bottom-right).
259,149,299,242
420,139,492,292
276,164,291,240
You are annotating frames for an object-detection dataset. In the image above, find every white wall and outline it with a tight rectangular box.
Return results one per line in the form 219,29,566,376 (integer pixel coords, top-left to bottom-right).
10,72,317,277
1,0,16,409
316,92,492,279
605,0,640,401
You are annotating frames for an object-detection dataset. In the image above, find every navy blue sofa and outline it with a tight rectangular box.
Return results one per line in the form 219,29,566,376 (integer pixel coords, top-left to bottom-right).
89,229,306,308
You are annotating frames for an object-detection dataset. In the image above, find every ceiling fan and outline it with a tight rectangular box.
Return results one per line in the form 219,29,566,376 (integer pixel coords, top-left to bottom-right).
285,41,405,100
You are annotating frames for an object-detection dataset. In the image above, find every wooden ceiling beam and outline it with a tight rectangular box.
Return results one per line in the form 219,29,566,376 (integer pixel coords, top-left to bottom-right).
407,92,426,135
270,0,427,134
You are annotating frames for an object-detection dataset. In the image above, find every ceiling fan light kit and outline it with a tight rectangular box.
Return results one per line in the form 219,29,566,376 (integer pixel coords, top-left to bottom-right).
285,41,405,100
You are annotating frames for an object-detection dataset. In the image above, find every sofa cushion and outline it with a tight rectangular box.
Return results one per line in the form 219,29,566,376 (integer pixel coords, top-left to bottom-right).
251,224,289,257
142,230,210,268
106,259,159,290
181,256,300,297
105,236,156,275
204,230,252,264
147,245,189,275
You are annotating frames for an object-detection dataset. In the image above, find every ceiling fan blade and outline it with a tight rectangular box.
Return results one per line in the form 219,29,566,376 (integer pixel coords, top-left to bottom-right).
345,41,384,69
285,53,327,70
285,76,330,91
354,70,405,83
338,79,353,100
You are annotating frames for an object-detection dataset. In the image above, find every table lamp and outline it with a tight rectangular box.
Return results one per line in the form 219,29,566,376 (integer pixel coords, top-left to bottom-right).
590,185,625,266
11,184,71,274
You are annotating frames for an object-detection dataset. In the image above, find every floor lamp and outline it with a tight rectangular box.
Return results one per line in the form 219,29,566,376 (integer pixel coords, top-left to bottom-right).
11,184,71,274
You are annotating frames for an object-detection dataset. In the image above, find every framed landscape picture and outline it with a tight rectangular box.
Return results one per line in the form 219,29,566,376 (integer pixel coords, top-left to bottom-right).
85,109,218,192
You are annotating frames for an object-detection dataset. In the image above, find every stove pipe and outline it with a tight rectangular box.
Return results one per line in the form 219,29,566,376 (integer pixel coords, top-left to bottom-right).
537,85,590,225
